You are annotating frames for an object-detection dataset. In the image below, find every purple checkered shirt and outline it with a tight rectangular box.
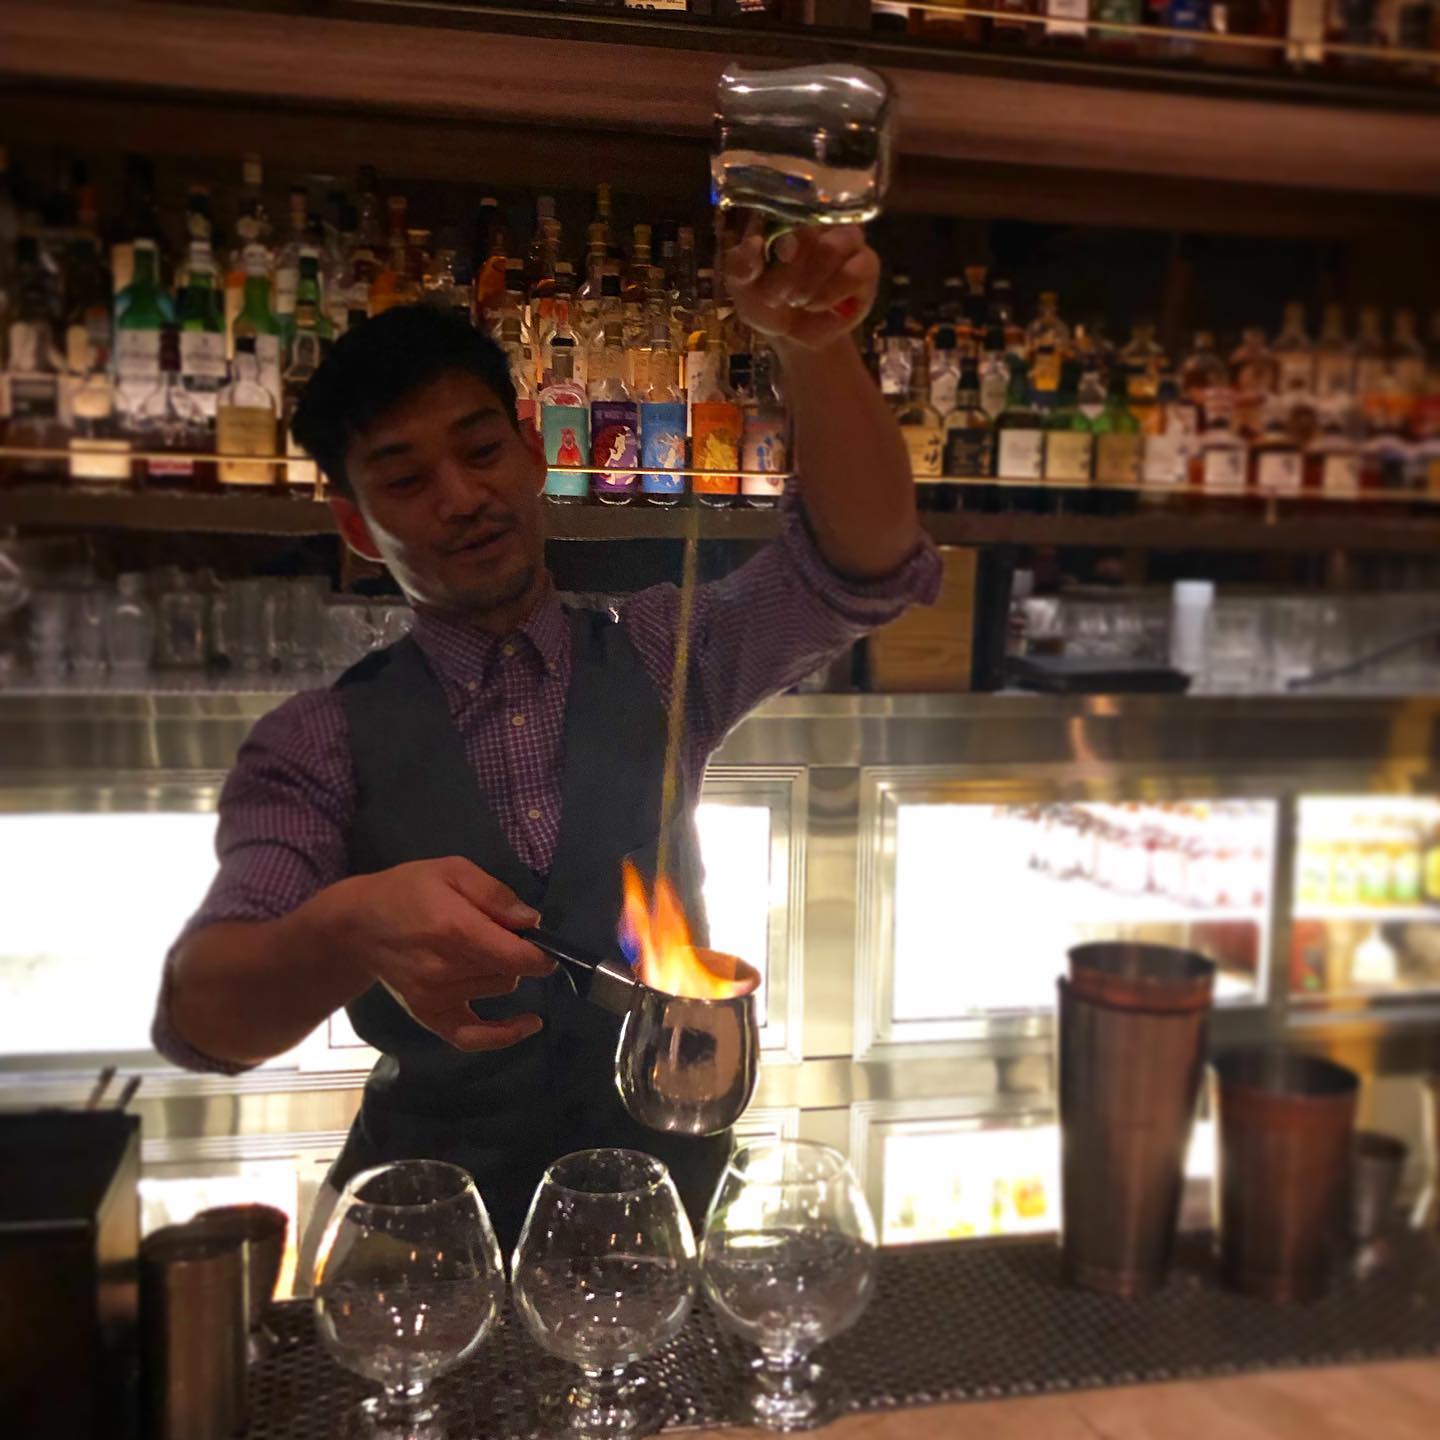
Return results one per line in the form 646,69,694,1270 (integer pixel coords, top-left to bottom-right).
154,508,940,1071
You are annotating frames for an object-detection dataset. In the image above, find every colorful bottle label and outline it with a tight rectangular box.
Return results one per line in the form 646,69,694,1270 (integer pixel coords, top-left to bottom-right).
1167,0,1208,26
902,422,943,479
741,410,788,499
943,425,993,479
1045,430,1093,483
591,398,640,497
997,428,1044,479
641,400,687,496
541,400,590,499
1095,433,1142,486
691,400,741,496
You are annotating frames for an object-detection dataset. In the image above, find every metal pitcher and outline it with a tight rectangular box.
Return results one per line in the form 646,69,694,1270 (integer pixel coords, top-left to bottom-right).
525,930,761,1137
711,62,895,228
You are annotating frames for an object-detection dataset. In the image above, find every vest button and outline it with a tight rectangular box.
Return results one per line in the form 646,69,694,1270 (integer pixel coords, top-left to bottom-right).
511,713,526,728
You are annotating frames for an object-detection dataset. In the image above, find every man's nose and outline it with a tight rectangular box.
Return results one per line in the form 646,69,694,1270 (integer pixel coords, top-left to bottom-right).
431,456,492,519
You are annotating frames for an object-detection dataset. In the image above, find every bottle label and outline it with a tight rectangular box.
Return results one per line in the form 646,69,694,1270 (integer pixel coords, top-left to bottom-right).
1045,430,1094,483
930,368,959,417
1321,451,1361,496
641,400,687,495
1096,0,1141,18
997,428,1044,480
591,399,640,495
1315,355,1353,398
980,365,1009,420
7,372,58,422
273,265,299,317
1095,433,1142,486
1277,355,1314,395
741,410,788,498
1202,446,1246,491
1031,351,1061,394
541,401,590,498
1355,358,1387,399
216,404,277,487
180,330,228,382
943,425,993,479
115,329,161,381
692,401,741,496
902,422,943,479
1256,450,1302,494
255,334,283,403
684,352,723,431
1167,0,1206,27
1142,433,1187,485
1046,0,1088,36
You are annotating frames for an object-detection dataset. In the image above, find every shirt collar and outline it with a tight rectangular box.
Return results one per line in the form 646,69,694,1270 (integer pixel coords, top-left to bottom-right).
411,587,567,687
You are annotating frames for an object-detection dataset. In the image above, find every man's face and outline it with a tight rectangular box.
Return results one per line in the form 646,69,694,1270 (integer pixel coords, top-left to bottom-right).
329,370,547,622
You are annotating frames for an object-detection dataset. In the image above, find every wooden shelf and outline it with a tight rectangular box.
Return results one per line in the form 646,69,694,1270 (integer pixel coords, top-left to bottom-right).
9,484,1440,551
2,0,1439,200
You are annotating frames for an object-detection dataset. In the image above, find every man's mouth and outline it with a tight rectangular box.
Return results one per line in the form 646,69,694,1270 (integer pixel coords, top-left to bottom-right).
446,523,514,557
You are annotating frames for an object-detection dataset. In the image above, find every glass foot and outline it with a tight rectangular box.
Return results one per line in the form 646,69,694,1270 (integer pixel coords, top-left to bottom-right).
338,1392,447,1440
542,1368,662,1439
739,1357,835,1433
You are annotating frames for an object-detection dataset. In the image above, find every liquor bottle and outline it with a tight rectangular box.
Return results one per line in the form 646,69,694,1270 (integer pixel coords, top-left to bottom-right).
671,225,699,345
325,202,358,338
1361,412,1412,493
1044,358,1094,485
1093,0,1142,49
1190,397,1247,492
140,327,201,490
67,352,131,488
690,323,742,510
370,195,411,315
928,324,961,417
1391,309,1427,399
589,318,640,505
1180,330,1231,426
942,353,994,482
979,325,1011,421
1251,398,1302,494
1353,306,1389,412
175,239,226,474
1162,0,1211,53
875,273,919,402
624,266,660,395
114,237,175,431
539,336,589,505
529,217,562,338
1093,363,1142,489
223,154,271,358
501,314,538,440
576,217,609,323
1305,397,1361,496
934,274,965,330
1141,373,1197,487
1229,326,1278,438
1120,321,1166,434
741,342,789,509
215,334,278,489
990,277,1026,359
1026,292,1070,400
3,236,63,473
586,266,623,389
1046,0,1090,42
992,0,1038,43
995,357,1045,484
542,265,585,391
526,196,558,296
231,244,283,413
1314,304,1355,399
961,265,990,348
283,251,327,492
1273,301,1315,398
641,320,688,508
474,197,508,321
623,224,654,312
896,346,944,490
173,184,215,292
423,233,466,315
272,184,309,345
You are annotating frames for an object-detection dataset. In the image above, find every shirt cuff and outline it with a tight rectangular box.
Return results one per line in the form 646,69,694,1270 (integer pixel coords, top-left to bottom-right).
779,495,944,629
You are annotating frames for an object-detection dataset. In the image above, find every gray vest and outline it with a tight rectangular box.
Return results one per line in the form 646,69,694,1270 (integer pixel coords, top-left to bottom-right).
329,607,730,1253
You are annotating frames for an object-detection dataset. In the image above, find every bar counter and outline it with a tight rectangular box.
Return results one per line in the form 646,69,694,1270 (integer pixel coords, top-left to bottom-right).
703,1361,1440,1439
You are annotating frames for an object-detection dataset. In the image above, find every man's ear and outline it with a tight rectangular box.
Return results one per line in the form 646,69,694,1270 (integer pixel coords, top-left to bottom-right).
328,494,384,563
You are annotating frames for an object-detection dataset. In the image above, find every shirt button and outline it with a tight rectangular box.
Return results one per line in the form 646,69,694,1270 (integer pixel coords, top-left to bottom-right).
511,713,526,727
466,680,478,693
503,643,516,658
527,807,541,821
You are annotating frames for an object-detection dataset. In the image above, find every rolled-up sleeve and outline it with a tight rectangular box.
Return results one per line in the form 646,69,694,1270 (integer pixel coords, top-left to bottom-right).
625,498,941,755
151,689,356,1073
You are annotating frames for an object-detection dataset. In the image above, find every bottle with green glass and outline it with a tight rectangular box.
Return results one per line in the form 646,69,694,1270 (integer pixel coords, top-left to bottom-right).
114,237,176,432
177,240,227,449
1044,358,1094,490
994,354,1045,512
232,243,283,413
1092,362,1142,513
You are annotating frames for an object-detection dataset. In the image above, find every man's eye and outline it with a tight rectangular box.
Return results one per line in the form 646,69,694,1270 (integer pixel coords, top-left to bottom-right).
467,443,502,465
386,474,422,493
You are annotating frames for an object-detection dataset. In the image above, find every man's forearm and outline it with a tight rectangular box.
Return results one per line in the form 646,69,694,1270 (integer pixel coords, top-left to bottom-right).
774,334,921,580
166,883,367,1067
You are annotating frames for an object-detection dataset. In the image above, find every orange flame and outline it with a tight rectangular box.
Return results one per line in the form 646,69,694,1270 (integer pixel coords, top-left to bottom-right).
620,860,752,1000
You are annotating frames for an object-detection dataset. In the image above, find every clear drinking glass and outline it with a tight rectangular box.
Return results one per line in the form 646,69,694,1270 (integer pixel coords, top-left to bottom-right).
1203,599,1268,694
701,1140,877,1432
513,1149,697,1439
313,1160,505,1440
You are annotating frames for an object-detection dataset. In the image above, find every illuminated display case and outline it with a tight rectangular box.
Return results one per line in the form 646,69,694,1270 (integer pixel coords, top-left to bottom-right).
5,692,1440,1248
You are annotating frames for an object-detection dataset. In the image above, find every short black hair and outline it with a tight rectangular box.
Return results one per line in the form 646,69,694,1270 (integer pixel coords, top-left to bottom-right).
290,304,519,497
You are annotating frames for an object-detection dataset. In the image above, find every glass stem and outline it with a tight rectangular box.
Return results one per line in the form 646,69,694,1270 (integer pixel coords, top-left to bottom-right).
574,1365,630,1417
376,1378,428,1420
758,1348,809,1402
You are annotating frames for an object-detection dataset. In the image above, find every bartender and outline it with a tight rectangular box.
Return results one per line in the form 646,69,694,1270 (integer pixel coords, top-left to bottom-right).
153,222,939,1262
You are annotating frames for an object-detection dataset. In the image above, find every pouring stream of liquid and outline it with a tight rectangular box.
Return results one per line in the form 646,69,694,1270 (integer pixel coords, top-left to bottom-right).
655,499,702,894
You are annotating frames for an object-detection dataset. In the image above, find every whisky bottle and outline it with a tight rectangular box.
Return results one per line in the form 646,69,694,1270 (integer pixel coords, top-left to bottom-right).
942,354,994,485
1228,326,1277,438
589,318,640,506
231,244,283,413
1044,358,1094,486
539,337,589,506
216,334,278,490
1119,321,1165,434
1026,292,1070,400
1313,304,1355,400
995,357,1045,483
1251,398,1302,495
114,237,175,431
928,324,961,417
1141,374,1196,488
1272,301,1315,399
896,346,944,493
1305,398,1360,497
1180,330,1231,427
1093,364,1142,489
690,319,741,510
740,342,788,510
641,321,687,508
